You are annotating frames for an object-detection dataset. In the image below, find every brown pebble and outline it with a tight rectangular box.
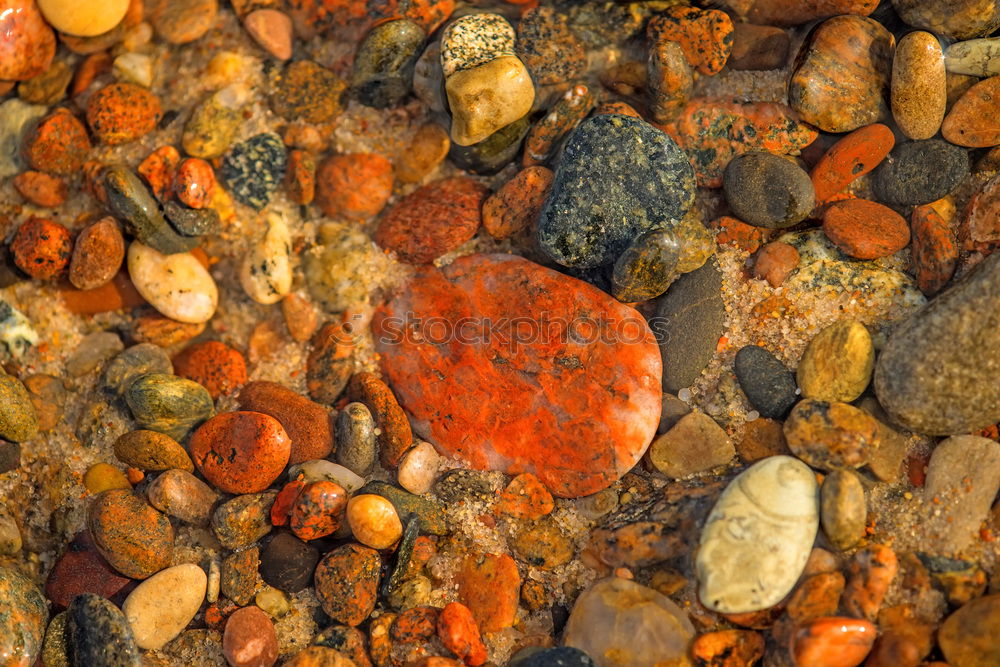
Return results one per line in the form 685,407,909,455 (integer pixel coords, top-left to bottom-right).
244,9,293,60
315,153,394,221
738,418,790,462
729,23,789,71
12,171,66,207
282,293,319,342
752,241,799,287
223,606,278,667
784,399,879,470
396,123,450,184
69,217,125,290
346,372,413,468
87,489,175,579
11,217,72,280
147,0,218,44
22,108,91,175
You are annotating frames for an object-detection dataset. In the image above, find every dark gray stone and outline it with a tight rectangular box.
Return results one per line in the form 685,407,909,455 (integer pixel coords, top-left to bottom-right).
538,114,695,268
351,19,425,109
872,139,969,207
334,402,376,476
259,532,319,593
103,166,197,254
164,201,221,237
611,228,682,302
67,593,141,667
512,646,596,667
220,133,287,210
723,152,815,229
101,343,173,396
734,345,798,419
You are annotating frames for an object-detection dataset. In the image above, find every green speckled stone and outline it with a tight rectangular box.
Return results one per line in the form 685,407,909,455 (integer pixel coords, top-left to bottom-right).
448,112,531,175
358,480,447,535
67,593,141,667
101,343,173,396
164,201,221,237
352,19,426,109
611,229,682,302
538,114,696,268
211,491,277,550
182,87,246,159
124,373,214,441
0,375,38,443
440,13,516,78
0,567,47,667
103,166,198,255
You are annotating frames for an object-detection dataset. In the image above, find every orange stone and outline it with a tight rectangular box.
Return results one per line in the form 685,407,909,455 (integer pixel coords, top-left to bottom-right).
809,124,895,204
647,6,734,75
189,411,291,494
69,216,125,290
285,149,316,205
86,82,163,145
752,241,799,287
138,145,181,201
456,553,520,633
289,480,347,541
911,202,958,296
482,166,553,240
270,479,306,527
438,602,487,666
942,76,1000,148
711,215,766,253
840,545,897,621
11,217,72,280
392,605,439,644
237,381,335,464
691,629,765,667
497,473,554,520
173,340,248,399
315,153,394,220
223,606,278,667
790,617,876,667
22,108,91,175
12,171,66,207
822,199,910,259
314,543,381,627
0,0,56,81
173,157,216,209
60,271,147,314
749,0,878,27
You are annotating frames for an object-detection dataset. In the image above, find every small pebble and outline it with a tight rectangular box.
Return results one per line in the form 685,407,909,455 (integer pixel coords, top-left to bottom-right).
820,469,867,551
796,319,874,403
822,199,911,260
734,345,798,419
125,372,215,441
123,563,207,649
648,411,734,478
516,7,585,85
37,0,129,37
647,6,734,75
482,166,553,240
942,75,1000,148
872,139,969,207
219,133,287,210
0,374,38,443
270,60,345,124
397,441,440,495
691,630,765,667
211,491,277,550
105,166,198,254
147,0,217,44
0,0,56,81
146,468,219,525
183,85,249,159
114,429,193,472
752,241,799,287
396,123,450,184
611,228,682,303
0,566,46,666
172,157,215,209
729,23,789,70
260,532,319,593
456,552,520,633
11,217,72,280
784,399,879,470
497,472,554,520
306,322,355,404
223,606,278,667
347,494,403,549
290,480,347,541
69,217,125,290
87,82,162,145
335,402,377,476
173,340,248,399
12,171,66,207
101,342,173,396
238,380,334,464
841,544,897,621
138,145,181,201
944,37,1000,77
244,9,293,60
810,123,895,204
67,332,124,377
351,19,425,109
189,411,291,494
221,548,262,606
938,593,1000,667
83,462,131,493
723,152,815,229
891,31,946,140
128,242,219,324
445,54,534,147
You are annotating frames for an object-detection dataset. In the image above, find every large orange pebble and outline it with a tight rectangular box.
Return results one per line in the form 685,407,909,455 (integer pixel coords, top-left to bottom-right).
290,480,347,541
790,617,876,667
11,217,72,280
315,153,394,220
840,545,897,621
810,124,895,204
482,166,553,240
346,494,402,549
12,171,66,207
438,602,487,666
223,606,278,667
237,381,334,464
691,629,765,666
189,411,291,494
173,157,216,209
456,553,520,633
173,341,248,399
86,82,163,145
22,108,91,175
822,200,910,259
314,543,381,626
911,203,957,296
647,6,734,75
69,217,125,291
942,76,1000,148
497,472,554,520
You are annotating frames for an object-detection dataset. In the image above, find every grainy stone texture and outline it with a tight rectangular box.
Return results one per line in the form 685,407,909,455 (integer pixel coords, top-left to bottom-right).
734,345,797,419
648,412,734,478
871,140,969,207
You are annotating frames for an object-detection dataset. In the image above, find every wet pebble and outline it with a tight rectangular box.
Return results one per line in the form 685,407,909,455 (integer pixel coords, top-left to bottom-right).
314,543,381,626
796,320,874,403
351,19,425,109
12,170,66,207
211,491,277,550
290,480,347,541
723,152,814,229
0,373,39,443
221,548,262,606
220,133,287,210
125,372,214,441
128,243,218,324
104,167,197,254
238,380,334,465
11,217,71,280
784,399,878,470
752,241,799,288
0,566,46,666
891,31,946,140
396,122,450,184
0,0,56,81
516,7,585,85
147,0,217,44
820,469,867,551
396,441,440,495
944,37,1000,77
790,617,876,667
270,60,345,124
86,82,162,145
841,544,896,620
66,593,141,667
822,200,911,260
347,494,403,550
190,411,291,494
114,429,193,472
647,6,734,75
335,402,377,476
734,345,797,419
482,165,552,240
101,343,173,396
69,217,125,290
315,153,393,221
892,0,999,40
729,23,788,70
524,84,594,166
456,553,520,633
260,532,319,593
223,606,278,667
872,139,969,207
244,9,293,60
173,340,247,399
146,468,219,525
611,228,682,303
306,322,354,404
691,630,765,667
88,489,174,579
938,593,1000,667
183,85,248,159
942,75,1000,148
123,563,207,649
648,411,733,478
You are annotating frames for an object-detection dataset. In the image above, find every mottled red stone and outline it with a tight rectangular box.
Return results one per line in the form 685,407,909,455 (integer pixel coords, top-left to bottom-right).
11,217,72,280
438,602,487,666
840,544,897,621
173,157,216,209
647,6,734,75
809,124,895,204
237,381,335,464
790,617,876,667
86,82,163,145
189,411,292,494
271,479,306,526
138,145,181,201
373,253,662,498
822,199,910,260
289,480,347,540
22,108,92,175
911,204,957,297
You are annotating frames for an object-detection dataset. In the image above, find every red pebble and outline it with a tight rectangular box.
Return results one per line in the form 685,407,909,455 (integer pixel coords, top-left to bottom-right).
138,145,181,201
237,381,335,465
22,109,92,175
456,553,521,633
12,171,67,207
289,480,348,541
173,157,216,209
271,479,306,526
790,617,876,667
44,531,132,609
374,177,488,264
392,606,440,645
497,473,554,520
482,167,553,240
86,82,163,145
810,124,895,204
223,606,278,667
189,411,292,494
753,241,800,287
911,203,957,297
315,153,394,220
11,217,72,280
822,200,910,259
712,215,766,252
173,340,248,399
438,602,487,666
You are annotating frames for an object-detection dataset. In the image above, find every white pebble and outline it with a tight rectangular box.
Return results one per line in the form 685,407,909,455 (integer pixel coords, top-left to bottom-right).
240,213,292,305
287,459,365,493
122,563,207,649
127,242,218,323
396,441,440,495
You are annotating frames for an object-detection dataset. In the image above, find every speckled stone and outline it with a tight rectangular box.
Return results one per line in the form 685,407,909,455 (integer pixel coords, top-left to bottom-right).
538,114,695,268
945,37,1000,77
872,140,969,207
101,343,173,396
314,543,381,626
270,60,345,124
182,85,248,159
0,300,37,359
212,491,277,550
445,56,535,147
88,490,174,580
516,7,586,85
723,152,815,229
125,373,214,441
352,19,425,109
0,374,38,443
67,593,140,667
219,133,287,210
0,566,47,666
796,320,874,403
335,402,376,476
103,166,198,255
892,31,947,140
164,201,220,238
611,228,682,303
734,345,798,419
892,0,1000,40
440,13,515,78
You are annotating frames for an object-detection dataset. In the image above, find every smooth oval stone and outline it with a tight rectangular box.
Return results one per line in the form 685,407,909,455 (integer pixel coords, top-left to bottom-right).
223,606,277,667
128,242,218,324
790,616,876,667
335,402,376,476
796,320,874,403
260,532,319,593
240,213,291,305
146,468,219,526
564,577,694,666
244,9,293,60
723,152,815,229
373,253,662,498
875,252,1000,434
190,411,291,494
945,38,1000,77
0,374,39,442
104,167,198,255
939,593,1000,666
892,0,1000,40
538,114,695,269
123,564,207,650
37,0,128,37
67,593,140,667
219,133,287,210
125,373,215,441
396,440,440,495
0,567,46,666
352,19,425,109
88,489,174,579
113,429,193,472
734,345,798,419
611,229,682,303
942,76,1000,148
698,455,819,613
871,139,969,207
892,31,946,141
820,469,866,551
446,55,535,147
101,343,173,396
440,13,516,78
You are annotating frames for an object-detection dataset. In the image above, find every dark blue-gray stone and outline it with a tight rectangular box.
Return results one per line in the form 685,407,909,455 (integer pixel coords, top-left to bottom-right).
220,133,287,210
734,345,798,419
538,114,695,268
872,139,969,207
67,593,140,667
103,166,198,254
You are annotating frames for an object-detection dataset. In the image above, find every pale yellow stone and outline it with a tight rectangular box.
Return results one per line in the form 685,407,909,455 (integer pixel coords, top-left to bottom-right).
396,441,440,495
38,0,129,36
796,319,874,403
240,213,292,305
892,31,947,140
445,56,535,146
347,494,403,550
945,37,1000,77
123,563,207,649
128,242,218,324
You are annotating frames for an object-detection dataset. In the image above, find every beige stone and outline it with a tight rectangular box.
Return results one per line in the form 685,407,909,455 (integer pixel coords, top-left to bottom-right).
240,213,291,305
346,494,402,550
123,563,207,649
244,9,293,61
37,0,129,36
797,319,874,403
396,441,440,495
128,242,218,324
892,31,947,140
648,412,734,478
445,56,535,146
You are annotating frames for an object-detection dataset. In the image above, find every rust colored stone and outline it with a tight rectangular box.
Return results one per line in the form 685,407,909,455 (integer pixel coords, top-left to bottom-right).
646,38,693,124
60,271,147,314
71,51,113,97
282,293,320,342
314,543,381,626
391,606,439,644
456,553,520,633
189,411,292,494
315,153,393,220
690,629,765,667
738,418,790,462
69,216,125,291
753,241,800,287
438,602,486,666
523,84,594,166
44,531,132,609
284,647,356,667
12,171,66,207
87,489,174,579
787,572,846,624
594,101,642,119
790,617,877,667
173,157,216,209
307,322,355,405
138,145,181,201
647,6,734,75
285,149,316,205
86,82,163,145
822,200,910,260
964,172,1000,249
11,217,72,280
290,480,347,540
22,108,91,175
238,380,335,464
841,545,897,621
482,166,553,240
809,124,895,204
173,340,248,399
943,76,1000,148
223,606,278,667
711,215,766,253
345,372,412,469
749,0,878,26
0,0,56,81
497,473,554,520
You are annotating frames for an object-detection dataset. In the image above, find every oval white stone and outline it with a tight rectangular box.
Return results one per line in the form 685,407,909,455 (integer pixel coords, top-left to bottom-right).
287,459,365,493
123,563,207,649
696,455,819,614
128,242,218,323
240,213,292,305
397,441,440,495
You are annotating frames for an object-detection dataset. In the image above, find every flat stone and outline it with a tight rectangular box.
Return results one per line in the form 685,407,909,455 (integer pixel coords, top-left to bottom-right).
146,468,219,525
734,345,798,419
892,0,1000,40
88,489,174,580
796,320,874,403
648,412,734,478
123,564,207,650
871,139,969,207
945,38,1000,77
697,455,819,613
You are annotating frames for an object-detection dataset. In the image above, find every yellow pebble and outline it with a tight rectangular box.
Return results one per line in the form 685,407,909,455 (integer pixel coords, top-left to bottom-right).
206,52,246,84
255,586,290,618
84,463,131,493
346,494,402,550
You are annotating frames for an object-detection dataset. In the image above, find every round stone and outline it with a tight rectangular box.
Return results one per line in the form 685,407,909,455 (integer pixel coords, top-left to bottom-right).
189,411,292,494
0,567,46,666
290,481,347,541
724,152,815,229
734,345,798,419
938,594,1000,666
820,469,867,551
69,217,125,290
0,0,56,81
396,441,440,495
147,0,217,44
648,411,735,478
270,60,345,124
260,532,319,593
87,489,174,579
146,468,219,526
101,343,173,396
223,606,277,667
347,494,403,550
172,341,248,399
942,76,1000,148
211,491,276,550
37,0,128,37
871,139,969,207
314,543,381,626
22,108,91,175
219,133,287,210
796,320,874,403
10,217,72,280
891,31,946,140
516,7,586,85
315,153,393,221
128,242,219,324
441,13,515,77
784,399,879,470
123,563,207,649
790,617,877,667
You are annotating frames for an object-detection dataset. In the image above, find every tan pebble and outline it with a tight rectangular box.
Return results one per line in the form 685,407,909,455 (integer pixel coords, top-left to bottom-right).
37,0,130,36
397,441,440,495
244,9,293,60
891,31,946,140
347,494,403,550
396,123,450,183
128,242,218,324
281,293,319,342
146,469,219,526
83,463,131,493
797,320,874,403
123,563,207,649
147,0,217,44
445,56,535,146
240,213,291,305
0,513,21,556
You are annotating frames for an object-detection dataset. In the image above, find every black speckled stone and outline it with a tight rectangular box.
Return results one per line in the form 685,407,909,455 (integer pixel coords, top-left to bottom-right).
653,257,725,393
220,133,287,210
103,166,197,254
734,345,798,419
611,228,681,302
872,139,970,207
723,152,815,229
164,201,221,238
538,114,696,268
259,532,319,593
67,593,141,667
512,646,596,667
352,19,426,109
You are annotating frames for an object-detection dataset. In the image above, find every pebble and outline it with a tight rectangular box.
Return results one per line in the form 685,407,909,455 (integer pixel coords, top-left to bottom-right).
221,548,262,606
146,468,219,525
648,412,733,478
10,217,71,280
445,54,534,147
147,0,217,44
315,153,393,221
938,593,1000,667
0,441,18,475
0,99,48,178
223,606,278,667
114,429,193,472
290,480,347,541
101,342,173,396
871,139,969,207
86,83,161,145
0,300,36,359
449,113,531,175
83,463,131,493
190,411,291,494
260,532,319,593
359,481,447,535
749,0,877,25
512,517,574,569
123,563,206,650
440,12,514,76
820,469,866,551
891,31,946,141
0,513,19,556
810,125,895,204
734,345,798,419
312,625,369,665
130,312,205,348
13,170,66,207
784,399,878,470
538,114,694,268
0,0,56,81
244,9,293,60
712,215,765,253
45,531,132,609
237,381,334,464
611,228,682,303
18,58,71,105
498,473,554,521
66,593,141,667
456,552,520,632
647,6,734,75
65,331,122,375
88,489,174,579
314,543,381,626
351,19,425,109
281,293,319,342
723,152,815,229
875,252,1000,434
654,257,725,394
0,566,46,665
220,133,287,210
172,157,215,209
691,630,765,666
516,7,585,85
796,320,874,403
0,374,39,443
173,341,248,399
335,402,377,476
944,37,1000,77
822,199,910,260
284,647,356,666
305,322,354,404
482,166,552,240
125,372,215,441
23,373,65,432
437,602,486,666
841,545,896,620
128,242,218,324
788,16,893,133
752,241,799,288
790,617,876,667
965,172,1000,246
271,60,345,124
729,23,789,70
163,203,221,240
942,76,1000,148
892,0,1000,40
396,123,450,183
113,52,154,88
396,441,440,495
69,217,125,290
513,647,594,667
645,38,693,124
375,177,486,264
697,456,819,613
37,0,128,36
211,491,277,550
183,85,249,159
104,167,198,254
347,494,403,549
284,149,315,205
564,577,693,666
524,84,595,166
